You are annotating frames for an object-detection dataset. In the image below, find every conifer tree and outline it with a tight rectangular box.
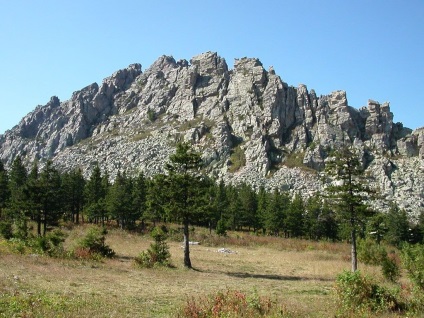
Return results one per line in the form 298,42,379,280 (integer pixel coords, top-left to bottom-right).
38,161,62,236
383,203,409,246
164,142,205,268
145,174,167,226
8,156,28,237
107,172,136,229
239,183,258,231
85,165,107,225
265,188,289,236
133,171,147,228
0,161,10,219
26,162,42,236
286,193,305,237
324,145,373,271
62,168,85,224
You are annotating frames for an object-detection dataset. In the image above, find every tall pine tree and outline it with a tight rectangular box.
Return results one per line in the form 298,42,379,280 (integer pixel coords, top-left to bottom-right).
324,146,373,271
164,142,206,268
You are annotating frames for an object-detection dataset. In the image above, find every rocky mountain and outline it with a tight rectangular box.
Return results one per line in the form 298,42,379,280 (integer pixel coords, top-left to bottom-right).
1,52,423,217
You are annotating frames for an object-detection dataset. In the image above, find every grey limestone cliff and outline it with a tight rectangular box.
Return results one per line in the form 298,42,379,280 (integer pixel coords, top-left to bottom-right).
1,52,423,217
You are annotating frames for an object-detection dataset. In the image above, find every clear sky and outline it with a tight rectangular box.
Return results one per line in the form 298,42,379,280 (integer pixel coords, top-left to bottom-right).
1,0,423,135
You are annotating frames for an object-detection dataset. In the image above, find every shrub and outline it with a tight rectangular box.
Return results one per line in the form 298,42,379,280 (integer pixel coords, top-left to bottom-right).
215,218,227,237
228,146,246,173
381,251,401,283
0,220,13,239
179,289,278,318
33,229,66,257
357,238,387,265
401,244,424,290
74,227,115,259
135,227,171,268
334,270,401,315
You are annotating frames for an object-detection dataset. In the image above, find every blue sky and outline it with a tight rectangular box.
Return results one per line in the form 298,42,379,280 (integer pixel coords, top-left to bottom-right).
1,0,423,134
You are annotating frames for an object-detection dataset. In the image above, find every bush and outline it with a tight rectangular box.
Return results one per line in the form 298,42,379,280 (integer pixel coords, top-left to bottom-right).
334,270,401,315
357,238,387,265
0,220,13,239
179,289,287,318
33,229,66,257
135,227,171,268
74,227,115,259
401,244,424,290
381,251,401,283
215,218,227,237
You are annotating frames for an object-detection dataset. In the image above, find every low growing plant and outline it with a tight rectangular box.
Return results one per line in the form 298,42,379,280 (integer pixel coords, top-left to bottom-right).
0,220,13,239
74,226,115,259
401,243,424,290
334,270,401,315
135,227,171,268
179,289,281,318
33,229,66,257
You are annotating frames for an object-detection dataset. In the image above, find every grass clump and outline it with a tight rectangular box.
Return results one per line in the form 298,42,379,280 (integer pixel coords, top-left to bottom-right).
228,145,246,173
179,288,292,318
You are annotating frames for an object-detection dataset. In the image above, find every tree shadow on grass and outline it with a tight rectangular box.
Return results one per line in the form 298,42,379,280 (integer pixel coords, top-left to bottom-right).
226,272,303,281
192,267,332,282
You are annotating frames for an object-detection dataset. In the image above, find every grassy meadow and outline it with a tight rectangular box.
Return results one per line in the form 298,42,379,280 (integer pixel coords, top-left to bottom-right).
0,224,410,317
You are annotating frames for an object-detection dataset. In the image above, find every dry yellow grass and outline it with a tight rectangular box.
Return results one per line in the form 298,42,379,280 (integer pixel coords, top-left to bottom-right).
0,225,391,317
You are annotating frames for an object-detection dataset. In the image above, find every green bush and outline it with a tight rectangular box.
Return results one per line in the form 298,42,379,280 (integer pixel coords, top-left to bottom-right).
334,270,401,315
0,220,13,239
74,227,115,259
228,146,246,173
381,251,400,283
33,229,66,257
135,227,171,268
357,238,387,265
401,244,424,290
215,218,227,236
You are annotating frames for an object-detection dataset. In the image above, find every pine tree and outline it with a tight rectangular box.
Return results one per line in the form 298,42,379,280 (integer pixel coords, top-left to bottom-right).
213,180,229,235
0,161,10,219
133,172,147,228
239,183,258,232
264,188,289,236
383,202,409,246
8,156,28,237
164,142,205,268
85,165,107,225
286,193,305,238
62,168,85,224
305,194,338,241
256,186,268,234
107,172,136,229
324,146,373,271
145,174,167,226
38,161,62,236
26,162,42,236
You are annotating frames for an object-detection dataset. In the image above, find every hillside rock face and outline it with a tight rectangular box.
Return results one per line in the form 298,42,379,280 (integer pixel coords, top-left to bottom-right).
1,52,423,217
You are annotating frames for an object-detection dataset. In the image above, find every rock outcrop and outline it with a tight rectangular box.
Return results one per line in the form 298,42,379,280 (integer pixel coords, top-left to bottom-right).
1,52,423,217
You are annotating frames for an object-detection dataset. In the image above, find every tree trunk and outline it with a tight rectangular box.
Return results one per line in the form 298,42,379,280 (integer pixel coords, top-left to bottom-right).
37,213,42,237
351,225,358,272
43,211,47,236
183,218,192,268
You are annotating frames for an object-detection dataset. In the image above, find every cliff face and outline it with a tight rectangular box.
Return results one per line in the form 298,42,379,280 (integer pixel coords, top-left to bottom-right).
1,52,423,217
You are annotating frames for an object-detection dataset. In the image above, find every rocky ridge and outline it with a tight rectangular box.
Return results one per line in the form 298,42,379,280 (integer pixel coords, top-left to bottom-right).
1,52,423,217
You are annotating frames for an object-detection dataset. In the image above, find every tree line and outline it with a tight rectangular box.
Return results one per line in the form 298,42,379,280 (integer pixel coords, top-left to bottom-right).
0,146,423,247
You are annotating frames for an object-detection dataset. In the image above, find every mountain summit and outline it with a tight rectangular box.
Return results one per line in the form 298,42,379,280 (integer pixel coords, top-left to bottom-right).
1,52,423,216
